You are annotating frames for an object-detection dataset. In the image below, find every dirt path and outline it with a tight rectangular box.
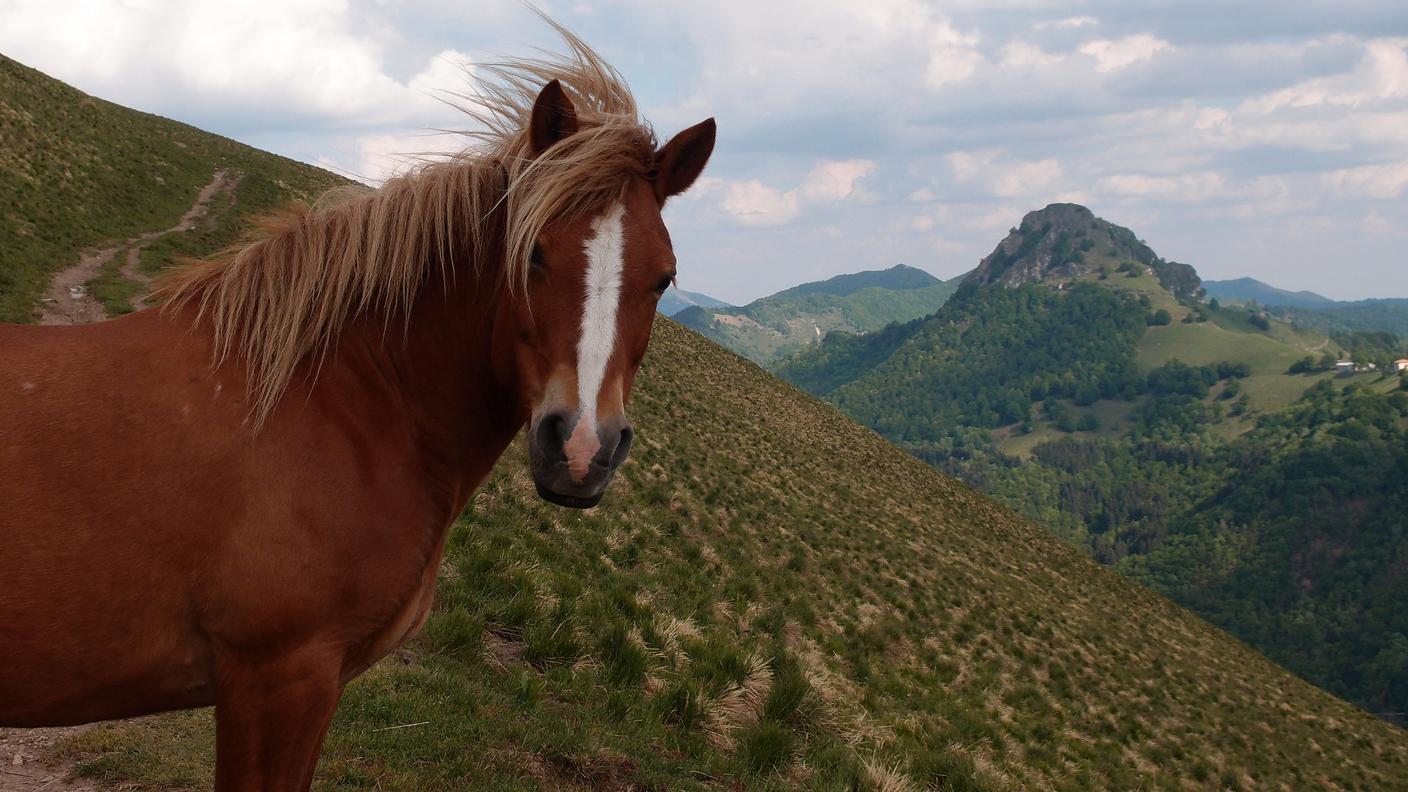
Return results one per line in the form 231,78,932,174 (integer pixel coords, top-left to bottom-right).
2,170,243,792
37,169,241,324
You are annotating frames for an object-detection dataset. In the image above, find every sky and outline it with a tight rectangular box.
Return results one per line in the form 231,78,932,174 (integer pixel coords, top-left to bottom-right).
2,1,1406,304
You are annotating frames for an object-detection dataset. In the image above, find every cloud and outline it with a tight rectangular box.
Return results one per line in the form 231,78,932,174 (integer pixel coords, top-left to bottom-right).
947,151,1064,198
714,159,876,226
719,180,801,226
1078,34,1175,72
1323,160,1408,198
1242,38,1408,113
799,160,877,202
0,0,477,132
1036,16,1099,31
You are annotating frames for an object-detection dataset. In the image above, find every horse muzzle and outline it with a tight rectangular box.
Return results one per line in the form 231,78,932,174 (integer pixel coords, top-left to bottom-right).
527,410,634,509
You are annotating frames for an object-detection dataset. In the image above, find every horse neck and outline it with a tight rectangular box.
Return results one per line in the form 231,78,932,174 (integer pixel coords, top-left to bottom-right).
335,250,523,490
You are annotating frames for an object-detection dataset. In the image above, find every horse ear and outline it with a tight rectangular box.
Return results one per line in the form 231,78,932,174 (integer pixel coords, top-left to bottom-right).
652,118,716,204
529,79,579,155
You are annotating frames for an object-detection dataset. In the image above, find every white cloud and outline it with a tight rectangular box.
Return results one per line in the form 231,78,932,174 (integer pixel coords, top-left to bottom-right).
1078,34,1174,72
799,160,877,202
947,151,1063,198
1323,160,1408,198
1000,41,1062,70
0,0,472,128
1242,38,1408,114
1036,16,1098,31
1097,171,1228,201
720,181,801,226
715,159,876,226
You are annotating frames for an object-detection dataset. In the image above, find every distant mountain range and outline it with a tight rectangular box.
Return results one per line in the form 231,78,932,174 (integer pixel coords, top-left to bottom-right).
1202,277,1337,308
673,263,960,365
657,285,730,316
1204,277,1408,337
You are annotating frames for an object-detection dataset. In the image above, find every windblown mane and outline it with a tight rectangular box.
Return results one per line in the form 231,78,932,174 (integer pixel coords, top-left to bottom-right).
160,19,656,424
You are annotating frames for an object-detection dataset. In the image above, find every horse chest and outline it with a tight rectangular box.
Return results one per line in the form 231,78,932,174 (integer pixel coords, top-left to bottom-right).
340,526,450,680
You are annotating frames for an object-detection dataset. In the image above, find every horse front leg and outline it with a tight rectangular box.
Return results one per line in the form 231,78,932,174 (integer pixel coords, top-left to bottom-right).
213,642,344,792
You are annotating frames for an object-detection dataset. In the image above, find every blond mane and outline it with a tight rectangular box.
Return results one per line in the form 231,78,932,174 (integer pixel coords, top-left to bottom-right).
160,19,656,424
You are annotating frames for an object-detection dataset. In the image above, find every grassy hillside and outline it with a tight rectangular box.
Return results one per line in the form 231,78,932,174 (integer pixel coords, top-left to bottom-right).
6,55,1407,790
0,54,344,323
675,265,958,366
54,320,1408,790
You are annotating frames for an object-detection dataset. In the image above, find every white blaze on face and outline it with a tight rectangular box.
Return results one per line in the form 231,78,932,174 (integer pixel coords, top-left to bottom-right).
564,203,625,481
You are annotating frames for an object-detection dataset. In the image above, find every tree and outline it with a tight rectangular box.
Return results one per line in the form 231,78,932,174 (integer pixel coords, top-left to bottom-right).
1148,309,1172,326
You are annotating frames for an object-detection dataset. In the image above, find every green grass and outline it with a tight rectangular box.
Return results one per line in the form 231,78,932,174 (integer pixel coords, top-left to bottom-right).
48,320,1408,791
0,54,343,323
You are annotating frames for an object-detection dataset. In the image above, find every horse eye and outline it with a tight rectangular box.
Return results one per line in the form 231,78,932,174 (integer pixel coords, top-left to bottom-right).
653,274,674,295
529,244,545,269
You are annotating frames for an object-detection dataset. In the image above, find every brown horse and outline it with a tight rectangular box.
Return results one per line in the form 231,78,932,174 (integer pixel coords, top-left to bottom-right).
0,28,714,791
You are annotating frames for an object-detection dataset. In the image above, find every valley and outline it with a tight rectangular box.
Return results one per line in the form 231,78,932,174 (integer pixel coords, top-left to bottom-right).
770,204,1408,726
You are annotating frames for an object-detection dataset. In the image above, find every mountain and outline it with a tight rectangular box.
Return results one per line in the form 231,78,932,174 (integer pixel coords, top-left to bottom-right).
777,203,1408,722
966,203,1202,300
657,285,730,316
1203,277,1336,309
782,204,1345,439
674,264,959,365
9,55,1408,791
1203,278,1408,337
1272,299,1408,338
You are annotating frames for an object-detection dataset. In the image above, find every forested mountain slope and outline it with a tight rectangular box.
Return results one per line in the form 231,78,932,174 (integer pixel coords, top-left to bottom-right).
674,264,959,366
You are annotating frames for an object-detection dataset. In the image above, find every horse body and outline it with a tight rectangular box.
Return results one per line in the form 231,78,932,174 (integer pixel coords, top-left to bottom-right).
0,287,517,730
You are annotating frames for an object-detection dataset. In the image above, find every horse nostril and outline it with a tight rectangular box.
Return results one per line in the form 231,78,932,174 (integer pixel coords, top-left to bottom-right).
610,425,634,468
536,412,571,461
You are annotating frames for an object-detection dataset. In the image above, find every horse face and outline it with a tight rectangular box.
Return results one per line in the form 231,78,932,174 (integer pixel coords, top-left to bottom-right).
506,84,715,509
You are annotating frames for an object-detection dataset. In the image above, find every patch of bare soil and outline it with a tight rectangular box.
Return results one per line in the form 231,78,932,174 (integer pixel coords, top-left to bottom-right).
37,169,241,324
0,727,97,792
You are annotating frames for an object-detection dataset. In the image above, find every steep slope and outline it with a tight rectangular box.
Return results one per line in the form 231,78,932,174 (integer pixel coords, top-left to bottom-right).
6,59,1407,791
658,285,731,316
675,264,958,366
775,205,1408,722
0,53,344,323
53,320,1408,791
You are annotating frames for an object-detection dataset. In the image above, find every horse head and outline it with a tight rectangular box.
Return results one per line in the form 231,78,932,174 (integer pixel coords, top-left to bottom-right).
492,81,715,508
